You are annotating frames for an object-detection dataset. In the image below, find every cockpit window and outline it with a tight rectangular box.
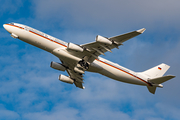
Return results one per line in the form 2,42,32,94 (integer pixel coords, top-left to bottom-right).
9,23,14,25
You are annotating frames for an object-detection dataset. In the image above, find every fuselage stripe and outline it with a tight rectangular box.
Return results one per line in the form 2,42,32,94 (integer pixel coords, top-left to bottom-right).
7,24,67,48
96,59,151,86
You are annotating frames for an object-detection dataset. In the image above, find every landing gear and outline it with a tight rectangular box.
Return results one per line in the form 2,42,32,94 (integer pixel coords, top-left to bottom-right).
74,57,90,74
78,60,89,70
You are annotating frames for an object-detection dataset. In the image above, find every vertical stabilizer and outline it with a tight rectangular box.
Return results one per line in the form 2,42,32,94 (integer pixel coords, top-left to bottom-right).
142,63,170,79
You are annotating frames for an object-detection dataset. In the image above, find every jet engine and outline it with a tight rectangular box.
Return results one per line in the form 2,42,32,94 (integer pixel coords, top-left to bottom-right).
50,61,66,71
58,74,74,84
96,35,112,45
67,42,84,52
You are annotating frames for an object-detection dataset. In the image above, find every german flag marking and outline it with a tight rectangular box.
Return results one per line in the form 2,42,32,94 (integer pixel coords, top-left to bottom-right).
158,67,162,70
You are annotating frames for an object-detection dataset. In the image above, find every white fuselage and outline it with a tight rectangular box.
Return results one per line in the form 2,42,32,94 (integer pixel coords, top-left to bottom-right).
3,23,151,87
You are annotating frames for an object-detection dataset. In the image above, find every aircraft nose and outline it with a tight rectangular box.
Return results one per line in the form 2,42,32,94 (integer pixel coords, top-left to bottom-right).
3,24,11,33
3,24,7,30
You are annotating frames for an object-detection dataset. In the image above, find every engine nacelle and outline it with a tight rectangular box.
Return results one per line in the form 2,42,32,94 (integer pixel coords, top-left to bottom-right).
50,61,66,71
67,42,84,52
58,74,74,84
96,35,112,45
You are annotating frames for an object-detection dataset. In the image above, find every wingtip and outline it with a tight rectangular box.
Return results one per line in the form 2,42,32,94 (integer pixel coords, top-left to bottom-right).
167,75,176,78
137,28,146,33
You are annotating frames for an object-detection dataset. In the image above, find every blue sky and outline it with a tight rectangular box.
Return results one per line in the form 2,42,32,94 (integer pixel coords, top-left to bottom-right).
0,0,180,119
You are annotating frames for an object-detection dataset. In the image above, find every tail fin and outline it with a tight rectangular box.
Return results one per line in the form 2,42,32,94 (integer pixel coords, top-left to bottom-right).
140,63,175,94
142,63,170,79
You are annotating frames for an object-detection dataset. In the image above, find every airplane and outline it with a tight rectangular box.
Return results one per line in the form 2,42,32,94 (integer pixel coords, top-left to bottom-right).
3,22,175,94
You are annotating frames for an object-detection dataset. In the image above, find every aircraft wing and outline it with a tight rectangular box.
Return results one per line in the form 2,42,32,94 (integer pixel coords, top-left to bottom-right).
81,28,146,57
58,28,146,89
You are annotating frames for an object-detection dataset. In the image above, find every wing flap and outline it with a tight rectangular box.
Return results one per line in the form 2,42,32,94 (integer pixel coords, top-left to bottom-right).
74,81,84,89
66,69,85,89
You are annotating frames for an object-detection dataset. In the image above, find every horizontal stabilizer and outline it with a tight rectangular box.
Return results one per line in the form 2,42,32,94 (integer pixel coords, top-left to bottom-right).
149,75,175,84
147,75,175,94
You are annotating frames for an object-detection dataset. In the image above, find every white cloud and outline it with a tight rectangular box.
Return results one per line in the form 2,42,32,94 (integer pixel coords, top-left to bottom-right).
0,110,19,120
32,0,180,34
22,103,80,120
155,103,180,120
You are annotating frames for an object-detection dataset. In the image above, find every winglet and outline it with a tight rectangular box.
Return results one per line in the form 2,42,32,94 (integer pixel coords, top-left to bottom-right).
137,28,146,34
